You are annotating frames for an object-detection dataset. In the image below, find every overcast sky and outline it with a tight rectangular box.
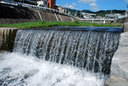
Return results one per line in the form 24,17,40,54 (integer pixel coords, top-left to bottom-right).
56,0,128,11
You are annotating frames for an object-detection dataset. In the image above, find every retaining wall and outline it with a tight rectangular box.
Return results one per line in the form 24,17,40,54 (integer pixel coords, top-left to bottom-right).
0,3,79,24
115,17,128,23
0,18,39,24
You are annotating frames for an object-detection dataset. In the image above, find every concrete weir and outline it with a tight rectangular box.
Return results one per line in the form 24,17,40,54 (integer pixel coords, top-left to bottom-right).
0,27,127,86
0,28,17,51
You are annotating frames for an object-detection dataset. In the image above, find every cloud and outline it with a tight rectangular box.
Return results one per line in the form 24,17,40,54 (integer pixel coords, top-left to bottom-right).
65,3,75,9
90,2,99,10
125,0,128,2
78,0,96,4
78,0,99,10
72,3,77,6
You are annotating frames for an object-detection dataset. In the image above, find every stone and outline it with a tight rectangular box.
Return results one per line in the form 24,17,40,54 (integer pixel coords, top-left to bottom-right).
105,75,128,86
111,32,128,80
124,22,128,32
105,32,128,85
105,32,128,86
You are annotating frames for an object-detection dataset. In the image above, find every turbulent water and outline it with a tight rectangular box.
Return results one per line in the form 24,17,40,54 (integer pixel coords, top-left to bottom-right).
0,29,120,86
0,52,104,86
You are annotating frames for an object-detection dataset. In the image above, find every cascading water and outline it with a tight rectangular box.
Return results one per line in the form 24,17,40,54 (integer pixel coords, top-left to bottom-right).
0,28,121,86
14,30,120,74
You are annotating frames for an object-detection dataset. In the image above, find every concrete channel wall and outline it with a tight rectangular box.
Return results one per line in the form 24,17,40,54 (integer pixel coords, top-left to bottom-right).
0,3,79,24
124,22,128,32
0,28,17,51
105,27,128,86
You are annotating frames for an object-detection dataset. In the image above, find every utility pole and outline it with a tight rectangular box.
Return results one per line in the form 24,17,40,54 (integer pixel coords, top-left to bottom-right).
67,3,69,14
75,5,78,17
41,0,42,7
75,9,77,17
80,11,82,18
110,10,112,14
67,3,71,15
127,3,128,9
126,3,128,17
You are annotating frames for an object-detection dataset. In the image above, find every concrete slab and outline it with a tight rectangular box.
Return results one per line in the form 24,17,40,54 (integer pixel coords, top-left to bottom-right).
111,32,128,80
105,75,128,86
124,22,128,32
105,32,128,86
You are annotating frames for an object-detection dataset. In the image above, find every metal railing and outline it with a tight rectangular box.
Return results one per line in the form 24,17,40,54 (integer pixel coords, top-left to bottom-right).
80,18,114,21
80,18,115,23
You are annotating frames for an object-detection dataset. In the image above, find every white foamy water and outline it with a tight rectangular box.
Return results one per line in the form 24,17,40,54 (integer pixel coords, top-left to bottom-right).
0,52,104,86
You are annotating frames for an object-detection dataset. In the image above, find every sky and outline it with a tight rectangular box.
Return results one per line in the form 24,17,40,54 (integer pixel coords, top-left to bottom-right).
56,0,128,11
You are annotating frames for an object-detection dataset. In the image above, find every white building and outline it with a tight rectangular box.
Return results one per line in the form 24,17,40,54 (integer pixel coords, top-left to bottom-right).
82,13,96,19
105,13,121,19
57,5,68,13
125,10,128,17
37,0,48,7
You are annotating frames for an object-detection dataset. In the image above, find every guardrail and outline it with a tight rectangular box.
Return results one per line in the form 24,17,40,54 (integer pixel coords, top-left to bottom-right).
80,19,114,21
80,18,115,23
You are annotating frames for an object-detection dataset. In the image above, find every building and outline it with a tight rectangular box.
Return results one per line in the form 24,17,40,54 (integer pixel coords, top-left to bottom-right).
105,13,121,19
48,0,56,9
37,0,48,7
125,10,128,17
116,11,128,19
57,5,68,13
82,13,96,19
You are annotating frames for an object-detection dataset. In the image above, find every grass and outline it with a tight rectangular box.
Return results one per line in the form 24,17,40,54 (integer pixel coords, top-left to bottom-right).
0,21,123,29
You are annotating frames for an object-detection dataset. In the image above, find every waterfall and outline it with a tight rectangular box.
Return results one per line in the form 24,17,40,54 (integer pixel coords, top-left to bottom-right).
13,29,120,76
0,28,121,86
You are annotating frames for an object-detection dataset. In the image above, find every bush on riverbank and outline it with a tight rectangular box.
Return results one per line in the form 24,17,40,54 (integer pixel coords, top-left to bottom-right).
0,21,123,29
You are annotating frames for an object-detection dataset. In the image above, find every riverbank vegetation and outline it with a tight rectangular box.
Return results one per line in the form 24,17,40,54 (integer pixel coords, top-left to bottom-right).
0,21,123,29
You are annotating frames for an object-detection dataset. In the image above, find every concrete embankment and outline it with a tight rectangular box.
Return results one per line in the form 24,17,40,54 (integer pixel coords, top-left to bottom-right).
115,17,128,23
0,3,79,24
0,28,17,51
124,22,128,32
105,31,128,86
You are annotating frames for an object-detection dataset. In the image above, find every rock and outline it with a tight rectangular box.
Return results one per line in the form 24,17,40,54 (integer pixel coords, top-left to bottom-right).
124,22,128,32
105,75,128,86
105,32,128,86
111,32,128,80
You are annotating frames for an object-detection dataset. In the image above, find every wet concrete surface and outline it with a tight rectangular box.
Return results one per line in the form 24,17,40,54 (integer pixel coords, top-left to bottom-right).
105,32,128,86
